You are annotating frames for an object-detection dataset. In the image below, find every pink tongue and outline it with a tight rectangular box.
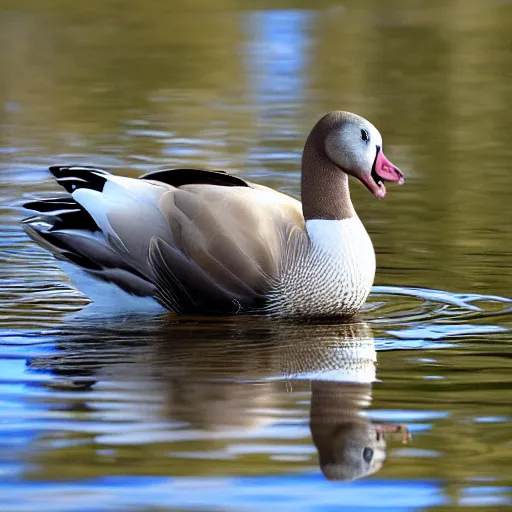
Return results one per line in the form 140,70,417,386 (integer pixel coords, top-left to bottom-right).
375,150,404,184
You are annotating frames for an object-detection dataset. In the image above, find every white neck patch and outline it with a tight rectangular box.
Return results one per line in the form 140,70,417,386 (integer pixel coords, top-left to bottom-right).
305,217,376,288
306,218,361,255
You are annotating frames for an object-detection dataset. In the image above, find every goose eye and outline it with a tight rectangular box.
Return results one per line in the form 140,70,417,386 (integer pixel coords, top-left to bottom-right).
361,129,370,143
363,447,374,462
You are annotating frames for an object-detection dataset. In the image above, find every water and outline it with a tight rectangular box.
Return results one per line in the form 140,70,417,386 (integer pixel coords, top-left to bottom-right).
1,0,511,510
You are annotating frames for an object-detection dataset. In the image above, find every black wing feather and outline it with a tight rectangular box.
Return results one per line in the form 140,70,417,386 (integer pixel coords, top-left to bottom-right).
48,165,109,193
140,168,250,188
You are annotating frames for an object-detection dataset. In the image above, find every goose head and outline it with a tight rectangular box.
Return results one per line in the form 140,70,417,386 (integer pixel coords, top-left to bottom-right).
301,111,405,221
324,112,404,199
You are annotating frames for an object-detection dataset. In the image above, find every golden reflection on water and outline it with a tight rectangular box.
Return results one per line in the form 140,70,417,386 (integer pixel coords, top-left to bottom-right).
1,0,511,300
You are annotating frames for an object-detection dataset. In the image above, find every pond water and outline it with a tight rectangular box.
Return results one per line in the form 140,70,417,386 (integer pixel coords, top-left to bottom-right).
1,0,511,510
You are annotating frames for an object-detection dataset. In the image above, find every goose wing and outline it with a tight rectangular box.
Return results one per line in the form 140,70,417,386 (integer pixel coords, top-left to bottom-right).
23,166,306,313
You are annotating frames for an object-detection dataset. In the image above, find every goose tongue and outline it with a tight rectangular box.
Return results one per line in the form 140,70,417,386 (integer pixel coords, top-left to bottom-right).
360,148,405,199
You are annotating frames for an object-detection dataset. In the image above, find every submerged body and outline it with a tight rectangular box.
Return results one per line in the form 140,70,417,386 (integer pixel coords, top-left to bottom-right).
22,111,404,317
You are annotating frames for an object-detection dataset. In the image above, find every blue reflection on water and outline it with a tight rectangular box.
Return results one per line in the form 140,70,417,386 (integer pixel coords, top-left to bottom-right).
0,333,56,464
0,475,446,512
244,9,314,172
246,10,313,108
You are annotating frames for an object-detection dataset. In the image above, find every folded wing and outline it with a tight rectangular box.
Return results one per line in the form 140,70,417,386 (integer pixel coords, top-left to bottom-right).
23,166,305,313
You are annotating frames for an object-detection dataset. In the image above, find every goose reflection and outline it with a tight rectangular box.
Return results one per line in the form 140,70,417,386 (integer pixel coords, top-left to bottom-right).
310,379,407,481
30,317,409,481
276,321,409,481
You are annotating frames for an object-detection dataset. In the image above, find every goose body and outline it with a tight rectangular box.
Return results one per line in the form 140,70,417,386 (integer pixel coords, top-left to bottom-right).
22,111,404,317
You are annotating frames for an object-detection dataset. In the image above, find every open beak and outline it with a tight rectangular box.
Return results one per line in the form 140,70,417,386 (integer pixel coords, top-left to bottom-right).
361,146,405,199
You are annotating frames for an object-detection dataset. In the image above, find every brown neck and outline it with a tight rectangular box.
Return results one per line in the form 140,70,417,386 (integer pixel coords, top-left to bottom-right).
301,117,355,221
310,381,371,424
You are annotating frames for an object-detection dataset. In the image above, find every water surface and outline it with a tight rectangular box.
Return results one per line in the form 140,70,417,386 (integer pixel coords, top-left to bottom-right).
1,1,511,510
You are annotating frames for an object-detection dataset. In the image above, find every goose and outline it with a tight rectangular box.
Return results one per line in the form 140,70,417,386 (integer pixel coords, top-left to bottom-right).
22,111,404,317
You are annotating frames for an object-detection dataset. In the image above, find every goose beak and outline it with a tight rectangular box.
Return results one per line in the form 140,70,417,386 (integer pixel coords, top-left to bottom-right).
375,424,411,443
374,149,405,185
361,148,405,199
